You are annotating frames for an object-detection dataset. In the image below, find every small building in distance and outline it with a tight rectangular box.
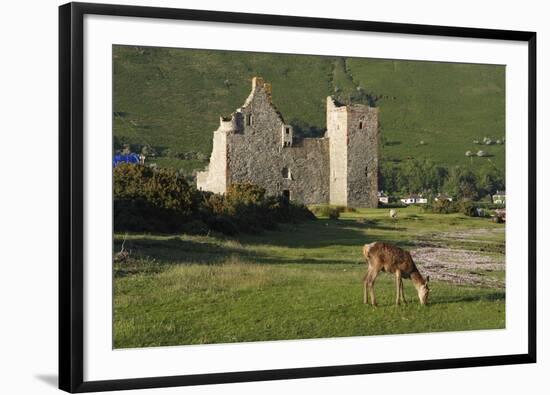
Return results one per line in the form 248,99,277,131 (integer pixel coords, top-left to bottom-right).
400,194,428,205
492,190,506,205
377,191,389,204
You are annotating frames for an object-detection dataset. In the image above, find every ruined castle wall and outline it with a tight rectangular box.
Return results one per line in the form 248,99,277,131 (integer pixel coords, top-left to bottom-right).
197,78,377,207
346,105,379,207
196,129,227,194
327,98,348,206
226,82,329,204
280,138,329,204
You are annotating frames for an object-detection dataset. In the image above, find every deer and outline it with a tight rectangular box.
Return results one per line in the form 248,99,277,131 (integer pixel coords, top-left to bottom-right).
362,242,430,306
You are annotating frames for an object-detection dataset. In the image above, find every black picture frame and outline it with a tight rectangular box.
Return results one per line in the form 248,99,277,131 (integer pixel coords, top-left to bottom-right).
59,2,537,393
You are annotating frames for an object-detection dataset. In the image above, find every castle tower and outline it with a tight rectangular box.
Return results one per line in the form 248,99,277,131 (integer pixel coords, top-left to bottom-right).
326,97,379,208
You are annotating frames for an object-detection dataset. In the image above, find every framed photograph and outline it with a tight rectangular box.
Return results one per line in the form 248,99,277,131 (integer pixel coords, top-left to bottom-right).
59,2,536,392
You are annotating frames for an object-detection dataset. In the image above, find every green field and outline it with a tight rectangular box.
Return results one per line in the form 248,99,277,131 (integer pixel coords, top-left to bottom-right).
113,207,505,348
113,46,505,175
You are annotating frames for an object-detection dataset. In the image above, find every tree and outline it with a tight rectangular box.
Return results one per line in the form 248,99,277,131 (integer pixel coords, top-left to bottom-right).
444,166,479,200
477,166,505,196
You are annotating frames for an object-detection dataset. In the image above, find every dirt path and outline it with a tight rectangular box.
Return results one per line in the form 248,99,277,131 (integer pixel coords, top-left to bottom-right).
411,247,504,288
410,228,505,288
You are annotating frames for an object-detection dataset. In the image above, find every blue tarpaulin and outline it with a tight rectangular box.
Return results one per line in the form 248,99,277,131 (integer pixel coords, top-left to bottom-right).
113,153,141,166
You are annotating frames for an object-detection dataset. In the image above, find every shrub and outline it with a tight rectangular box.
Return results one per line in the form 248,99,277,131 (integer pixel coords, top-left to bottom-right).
114,164,195,215
424,199,458,214
205,215,239,236
198,184,315,234
145,169,195,213
287,201,317,222
113,166,315,235
113,164,196,233
200,184,267,232
327,209,340,220
313,205,341,219
180,219,210,235
114,199,189,233
459,200,478,217
226,183,266,205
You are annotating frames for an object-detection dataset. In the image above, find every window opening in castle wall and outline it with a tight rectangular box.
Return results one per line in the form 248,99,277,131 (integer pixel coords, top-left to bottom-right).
282,189,291,201
282,167,291,180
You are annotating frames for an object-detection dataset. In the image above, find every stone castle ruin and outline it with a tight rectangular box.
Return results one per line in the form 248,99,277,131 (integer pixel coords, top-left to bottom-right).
197,77,379,207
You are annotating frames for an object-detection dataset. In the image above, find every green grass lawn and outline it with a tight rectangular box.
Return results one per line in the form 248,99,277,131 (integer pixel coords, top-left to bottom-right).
113,207,505,349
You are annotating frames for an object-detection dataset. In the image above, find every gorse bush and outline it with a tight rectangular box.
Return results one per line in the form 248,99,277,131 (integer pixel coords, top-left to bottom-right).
311,205,341,219
114,164,197,233
201,183,315,233
179,219,210,235
423,198,487,217
459,200,478,217
114,164,196,214
226,184,266,205
113,165,314,235
423,199,458,214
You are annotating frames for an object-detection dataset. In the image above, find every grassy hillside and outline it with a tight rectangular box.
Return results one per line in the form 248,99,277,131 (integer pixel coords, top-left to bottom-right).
113,45,505,174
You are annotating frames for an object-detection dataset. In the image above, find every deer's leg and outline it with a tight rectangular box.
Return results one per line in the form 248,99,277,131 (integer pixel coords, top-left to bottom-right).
395,271,402,306
367,269,379,307
400,278,407,304
363,273,369,304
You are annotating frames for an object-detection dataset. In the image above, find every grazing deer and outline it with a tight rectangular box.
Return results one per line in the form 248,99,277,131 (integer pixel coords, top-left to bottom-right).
362,242,430,306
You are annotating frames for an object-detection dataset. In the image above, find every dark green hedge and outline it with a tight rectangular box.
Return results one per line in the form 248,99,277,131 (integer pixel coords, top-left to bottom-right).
113,164,315,235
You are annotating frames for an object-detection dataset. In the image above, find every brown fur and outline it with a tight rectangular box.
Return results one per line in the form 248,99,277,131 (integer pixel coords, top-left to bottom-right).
362,242,430,306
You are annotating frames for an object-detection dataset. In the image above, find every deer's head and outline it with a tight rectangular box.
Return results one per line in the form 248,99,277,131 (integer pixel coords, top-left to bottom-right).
417,276,430,305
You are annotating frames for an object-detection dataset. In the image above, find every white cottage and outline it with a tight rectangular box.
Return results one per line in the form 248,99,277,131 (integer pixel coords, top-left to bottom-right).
400,194,427,205
492,191,506,205
378,191,389,204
